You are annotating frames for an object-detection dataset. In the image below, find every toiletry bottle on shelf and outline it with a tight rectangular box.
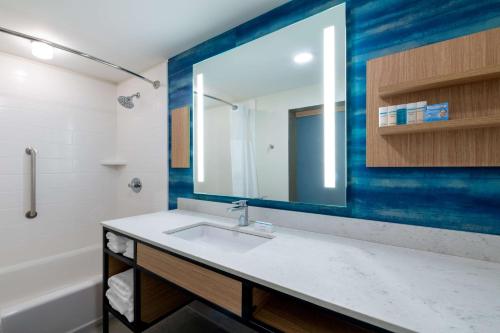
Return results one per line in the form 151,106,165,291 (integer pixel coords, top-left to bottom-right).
387,105,397,126
406,102,417,124
379,106,388,127
416,101,427,124
424,102,448,122
396,104,407,125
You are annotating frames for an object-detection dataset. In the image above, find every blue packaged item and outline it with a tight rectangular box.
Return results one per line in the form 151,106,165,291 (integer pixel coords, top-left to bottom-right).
396,104,407,125
424,103,448,122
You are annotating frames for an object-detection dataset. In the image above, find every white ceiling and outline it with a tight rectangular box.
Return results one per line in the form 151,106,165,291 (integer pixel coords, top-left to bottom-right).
0,0,288,83
194,3,345,107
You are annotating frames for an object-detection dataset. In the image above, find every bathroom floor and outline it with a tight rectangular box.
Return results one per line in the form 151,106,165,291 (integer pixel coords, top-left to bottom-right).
86,302,256,333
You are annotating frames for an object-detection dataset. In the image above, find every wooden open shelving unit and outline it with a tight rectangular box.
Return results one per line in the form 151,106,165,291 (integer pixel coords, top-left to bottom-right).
366,27,500,167
103,232,194,333
251,287,371,333
139,270,192,324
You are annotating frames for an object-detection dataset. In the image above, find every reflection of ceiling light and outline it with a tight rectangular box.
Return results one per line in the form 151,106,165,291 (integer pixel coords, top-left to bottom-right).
31,41,53,60
293,52,313,64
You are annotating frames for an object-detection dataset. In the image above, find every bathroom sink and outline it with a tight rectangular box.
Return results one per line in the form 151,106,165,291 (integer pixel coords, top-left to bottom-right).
164,222,273,253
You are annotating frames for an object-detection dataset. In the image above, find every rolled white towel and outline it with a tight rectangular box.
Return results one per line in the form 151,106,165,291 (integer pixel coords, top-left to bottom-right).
123,249,134,259
106,232,132,254
106,288,134,323
106,288,132,314
106,232,127,244
123,240,134,259
111,284,132,305
108,268,134,299
107,241,127,254
124,308,134,323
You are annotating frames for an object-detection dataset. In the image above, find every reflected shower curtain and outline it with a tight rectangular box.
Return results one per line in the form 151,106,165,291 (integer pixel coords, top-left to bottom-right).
230,100,259,198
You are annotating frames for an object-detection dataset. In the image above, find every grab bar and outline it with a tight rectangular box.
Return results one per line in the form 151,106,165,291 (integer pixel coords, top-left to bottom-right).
25,147,38,219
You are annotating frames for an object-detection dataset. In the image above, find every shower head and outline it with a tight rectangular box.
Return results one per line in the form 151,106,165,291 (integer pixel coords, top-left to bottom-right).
117,92,140,109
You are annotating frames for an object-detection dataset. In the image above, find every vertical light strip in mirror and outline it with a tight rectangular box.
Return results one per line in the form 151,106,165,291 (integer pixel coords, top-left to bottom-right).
196,73,205,182
323,25,336,188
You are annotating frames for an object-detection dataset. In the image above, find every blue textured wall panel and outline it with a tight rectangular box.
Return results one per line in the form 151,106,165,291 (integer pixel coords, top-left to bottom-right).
168,0,500,235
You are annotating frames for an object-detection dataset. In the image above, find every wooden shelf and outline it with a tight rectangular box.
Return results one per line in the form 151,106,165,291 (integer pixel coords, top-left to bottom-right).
379,64,500,98
252,288,371,333
104,248,134,267
105,303,137,331
378,115,500,136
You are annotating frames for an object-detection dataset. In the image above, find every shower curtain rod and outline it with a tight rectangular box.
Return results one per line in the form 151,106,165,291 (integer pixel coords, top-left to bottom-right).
0,26,161,89
194,91,238,110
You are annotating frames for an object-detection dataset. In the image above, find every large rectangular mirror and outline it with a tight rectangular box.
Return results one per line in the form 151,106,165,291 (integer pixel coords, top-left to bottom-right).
193,3,346,206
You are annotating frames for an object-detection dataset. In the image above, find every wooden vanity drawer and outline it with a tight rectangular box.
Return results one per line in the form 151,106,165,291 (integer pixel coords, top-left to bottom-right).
137,243,242,316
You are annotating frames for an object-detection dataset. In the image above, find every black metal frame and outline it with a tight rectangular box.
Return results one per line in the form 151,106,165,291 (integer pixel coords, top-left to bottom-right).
102,227,392,333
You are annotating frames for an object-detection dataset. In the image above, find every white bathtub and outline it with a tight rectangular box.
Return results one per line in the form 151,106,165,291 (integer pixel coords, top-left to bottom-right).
0,245,102,333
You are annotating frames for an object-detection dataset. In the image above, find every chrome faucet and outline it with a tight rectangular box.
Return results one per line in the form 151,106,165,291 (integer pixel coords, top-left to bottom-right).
227,200,249,226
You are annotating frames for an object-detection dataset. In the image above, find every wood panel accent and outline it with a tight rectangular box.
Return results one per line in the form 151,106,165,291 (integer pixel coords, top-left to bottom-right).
366,27,500,167
293,102,345,118
295,108,322,118
108,255,130,278
252,286,272,310
171,106,190,168
137,243,243,316
252,288,372,333
140,271,192,323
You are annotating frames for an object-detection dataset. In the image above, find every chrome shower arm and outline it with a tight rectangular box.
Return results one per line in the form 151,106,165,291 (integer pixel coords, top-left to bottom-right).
0,26,161,89
193,91,238,110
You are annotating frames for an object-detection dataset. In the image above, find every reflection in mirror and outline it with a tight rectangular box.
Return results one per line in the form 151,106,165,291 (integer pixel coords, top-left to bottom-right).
193,3,346,206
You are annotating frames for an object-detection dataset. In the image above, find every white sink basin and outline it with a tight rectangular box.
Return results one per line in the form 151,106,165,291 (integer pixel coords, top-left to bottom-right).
165,222,273,253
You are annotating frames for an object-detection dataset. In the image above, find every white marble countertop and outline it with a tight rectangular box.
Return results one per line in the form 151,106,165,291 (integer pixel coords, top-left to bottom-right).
102,210,500,333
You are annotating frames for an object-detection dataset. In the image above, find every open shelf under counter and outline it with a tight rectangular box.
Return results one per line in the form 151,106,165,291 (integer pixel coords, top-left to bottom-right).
378,114,500,136
139,270,193,326
104,248,135,267
251,287,372,333
105,303,137,331
379,64,500,98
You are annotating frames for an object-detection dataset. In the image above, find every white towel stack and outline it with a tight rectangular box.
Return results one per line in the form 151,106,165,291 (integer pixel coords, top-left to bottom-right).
123,239,134,259
106,268,134,322
106,232,134,259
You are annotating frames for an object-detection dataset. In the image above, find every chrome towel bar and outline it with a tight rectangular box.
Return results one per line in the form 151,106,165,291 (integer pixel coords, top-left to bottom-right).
25,147,38,219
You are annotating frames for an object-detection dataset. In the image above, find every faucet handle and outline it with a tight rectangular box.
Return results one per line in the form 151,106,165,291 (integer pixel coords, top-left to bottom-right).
231,200,247,207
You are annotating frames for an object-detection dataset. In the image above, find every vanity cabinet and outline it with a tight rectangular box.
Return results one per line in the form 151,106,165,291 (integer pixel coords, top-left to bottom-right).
102,228,387,333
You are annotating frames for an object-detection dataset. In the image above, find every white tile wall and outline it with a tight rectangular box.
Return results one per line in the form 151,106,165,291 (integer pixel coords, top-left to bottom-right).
114,62,168,218
0,53,168,271
0,52,117,268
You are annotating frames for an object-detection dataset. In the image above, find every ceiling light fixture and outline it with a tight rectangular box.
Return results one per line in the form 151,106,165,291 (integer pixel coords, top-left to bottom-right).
31,41,54,60
293,52,313,64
